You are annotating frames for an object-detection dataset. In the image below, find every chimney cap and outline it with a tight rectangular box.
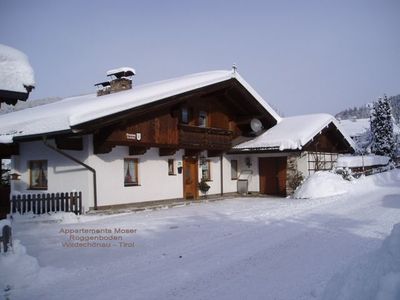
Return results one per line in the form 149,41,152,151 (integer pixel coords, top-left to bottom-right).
94,81,111,87
106,67,136,79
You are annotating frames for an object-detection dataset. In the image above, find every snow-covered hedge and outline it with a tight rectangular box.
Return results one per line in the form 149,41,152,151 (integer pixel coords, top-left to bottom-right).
337,154,390,168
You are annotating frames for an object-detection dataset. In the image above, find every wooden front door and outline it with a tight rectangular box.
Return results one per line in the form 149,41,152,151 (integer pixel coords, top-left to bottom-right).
183,156,198,199
259,157,287,196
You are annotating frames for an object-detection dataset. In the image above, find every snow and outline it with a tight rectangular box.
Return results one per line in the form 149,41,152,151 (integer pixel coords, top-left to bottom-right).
2,169,399,299
235,113,356,151
338,118,370,137
0,44,35,93
338,118,400,137
106,67,136,76
337,154,390,168
0,70,280,143
323,223,400,300
0,219,11,230
293,171,351,199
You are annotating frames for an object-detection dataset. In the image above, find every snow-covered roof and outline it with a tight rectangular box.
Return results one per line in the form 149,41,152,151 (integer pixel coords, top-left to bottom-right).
0,70,281,144
336,154,390,168
106,67,136,76
0,44,35,93
339,117,400,137
338,118,370,137
234,113,356,151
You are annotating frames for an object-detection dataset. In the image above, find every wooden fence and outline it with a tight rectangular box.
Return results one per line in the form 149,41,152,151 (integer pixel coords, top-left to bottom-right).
11,192,82,215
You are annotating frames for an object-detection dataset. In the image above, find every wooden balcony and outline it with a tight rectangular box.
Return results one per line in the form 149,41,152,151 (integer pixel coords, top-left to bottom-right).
178,124,233,150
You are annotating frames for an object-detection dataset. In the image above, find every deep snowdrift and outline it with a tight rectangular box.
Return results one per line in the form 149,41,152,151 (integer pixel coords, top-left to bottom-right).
293,171,351,199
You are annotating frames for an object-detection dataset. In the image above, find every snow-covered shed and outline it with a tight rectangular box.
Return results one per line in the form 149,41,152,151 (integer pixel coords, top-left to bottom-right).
0,44,35,106
229,114,356,195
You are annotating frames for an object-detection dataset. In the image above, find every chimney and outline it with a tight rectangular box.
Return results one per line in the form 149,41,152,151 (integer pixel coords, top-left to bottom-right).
95,67,136,96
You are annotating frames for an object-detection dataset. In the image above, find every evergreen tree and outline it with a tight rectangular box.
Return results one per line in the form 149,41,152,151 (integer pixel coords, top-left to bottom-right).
370,95,396,158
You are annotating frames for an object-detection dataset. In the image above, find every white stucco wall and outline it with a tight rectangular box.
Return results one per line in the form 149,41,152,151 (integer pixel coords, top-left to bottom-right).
197,152,222,196
88,145,185,207
12,136,330,210
296,152,309,177
10,137,93,211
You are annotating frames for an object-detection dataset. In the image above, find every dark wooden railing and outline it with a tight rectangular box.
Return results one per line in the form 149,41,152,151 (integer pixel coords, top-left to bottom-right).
179,124,233,149
11,192,82,215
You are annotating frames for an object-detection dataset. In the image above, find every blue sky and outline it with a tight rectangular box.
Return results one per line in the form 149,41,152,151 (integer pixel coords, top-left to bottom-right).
1,0,399,116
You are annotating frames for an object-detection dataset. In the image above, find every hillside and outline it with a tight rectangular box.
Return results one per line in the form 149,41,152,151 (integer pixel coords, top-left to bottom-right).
335,94,400,123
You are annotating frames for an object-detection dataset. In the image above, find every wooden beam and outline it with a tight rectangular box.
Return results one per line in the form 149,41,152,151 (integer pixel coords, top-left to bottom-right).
159,148,177,156
55,136,83,151
185,149,201,157
93,143,114,154
129,146,148,156
207,150,224,157
0,143,19,158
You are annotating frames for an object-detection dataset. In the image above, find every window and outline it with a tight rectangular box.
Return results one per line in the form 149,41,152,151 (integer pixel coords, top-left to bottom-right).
199,111,208,127
124,158,139,186
231,160,238,179
181,108,189,124
201,160,211,181
307,152,338,174
168,159,175,175
29,160,48,189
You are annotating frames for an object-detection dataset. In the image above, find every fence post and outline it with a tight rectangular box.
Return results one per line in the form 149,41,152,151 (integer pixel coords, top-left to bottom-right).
65,193,70,212
78,192,82,215
10,195,15,214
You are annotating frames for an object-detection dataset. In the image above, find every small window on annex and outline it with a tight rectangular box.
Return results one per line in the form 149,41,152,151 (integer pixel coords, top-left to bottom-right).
29,160,48,190
168,159,175,175
124,158,139,186
201,160,211,181
198,111,208,127
231,160,238,179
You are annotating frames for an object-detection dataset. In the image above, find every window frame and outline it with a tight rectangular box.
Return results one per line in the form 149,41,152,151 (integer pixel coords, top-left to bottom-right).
198,110,208,128
168,159,176,176
181,107,190,124
231,159,238,180
124,158,139,186
201,160,211,181
29,160,48,190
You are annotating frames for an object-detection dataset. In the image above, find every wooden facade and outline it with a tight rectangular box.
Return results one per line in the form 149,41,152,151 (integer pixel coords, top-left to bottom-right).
91,80,275,156
303,123,352,153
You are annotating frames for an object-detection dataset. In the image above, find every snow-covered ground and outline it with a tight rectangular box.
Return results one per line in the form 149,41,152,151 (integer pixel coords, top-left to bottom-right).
1,170,400,300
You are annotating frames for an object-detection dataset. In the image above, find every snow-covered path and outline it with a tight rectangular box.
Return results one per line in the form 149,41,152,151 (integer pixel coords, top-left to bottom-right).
4,170,400,300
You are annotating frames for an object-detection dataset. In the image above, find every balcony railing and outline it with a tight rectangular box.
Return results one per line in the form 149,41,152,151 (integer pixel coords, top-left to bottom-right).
179,124,233,149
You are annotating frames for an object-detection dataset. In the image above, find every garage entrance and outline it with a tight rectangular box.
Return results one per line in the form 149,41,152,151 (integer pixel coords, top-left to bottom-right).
258,157,287,196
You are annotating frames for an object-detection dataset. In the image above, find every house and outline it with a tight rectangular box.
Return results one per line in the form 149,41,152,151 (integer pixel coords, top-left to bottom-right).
0,68,354,214
338,117,400,157
0,44,35,107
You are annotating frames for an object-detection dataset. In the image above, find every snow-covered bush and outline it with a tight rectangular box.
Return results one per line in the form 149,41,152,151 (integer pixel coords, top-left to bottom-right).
287,170,304,192
334,167,354,181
